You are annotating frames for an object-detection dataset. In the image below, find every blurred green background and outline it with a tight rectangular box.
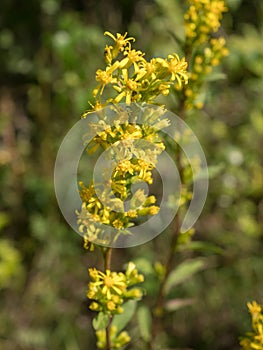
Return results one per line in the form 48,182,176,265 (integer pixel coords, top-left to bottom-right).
0,0,262,349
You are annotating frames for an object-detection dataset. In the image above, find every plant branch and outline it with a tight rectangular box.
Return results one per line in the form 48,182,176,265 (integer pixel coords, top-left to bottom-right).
106,316,113,350
149,210,181,350
149,97,186,349
104,247,113,271
104,247,113,350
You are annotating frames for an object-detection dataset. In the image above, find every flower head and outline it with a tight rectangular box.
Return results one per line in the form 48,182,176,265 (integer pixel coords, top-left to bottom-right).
104,31,135,57
87,264,144,314
240,301,263,350
88,31,189,106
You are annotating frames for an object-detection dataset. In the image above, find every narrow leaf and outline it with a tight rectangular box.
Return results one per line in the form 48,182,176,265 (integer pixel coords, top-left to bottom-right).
111,300,137,332
92,312,109,331
195,164,224,181
137,305,152,342
204,72,227,82
165,298,196,312
164,258,207,293
132,257,155,276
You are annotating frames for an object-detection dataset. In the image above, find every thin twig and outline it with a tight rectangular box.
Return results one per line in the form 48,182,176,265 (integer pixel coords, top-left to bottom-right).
149,98,186,349
149,211,181,349
106,316,113,350
104,247,113,271
104,248,113,350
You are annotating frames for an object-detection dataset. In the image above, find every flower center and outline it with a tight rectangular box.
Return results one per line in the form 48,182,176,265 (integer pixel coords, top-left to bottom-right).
104,276,114,287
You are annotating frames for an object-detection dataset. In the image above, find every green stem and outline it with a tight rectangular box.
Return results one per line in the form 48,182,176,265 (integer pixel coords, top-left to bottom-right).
149,211,181,349
106,316,113,350
104,248,113,350
149,98,186,349
104,248,113,271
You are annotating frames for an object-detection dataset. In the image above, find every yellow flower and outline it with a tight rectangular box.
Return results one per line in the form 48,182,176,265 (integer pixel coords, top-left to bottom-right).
121,49,145,73
87,264,145,315
83,236,95,251
145,59,158,77
88,31,189,106
96,328,131,349
125,288,143,298
125,262,145,285
95,68,114,85
167,54,189,85
107,300,116,311
104,44,113,64
89,267,100,281
248,301,262,317
158,83,170,96
240,301,263,350
94,61,120,96
104,31,135,53
112,219,124,229
111,179,129,199
155,55,188,88
114,159,134,176
79,182,95,202
91,269,127,299
126,78,139,91
89,301,100,311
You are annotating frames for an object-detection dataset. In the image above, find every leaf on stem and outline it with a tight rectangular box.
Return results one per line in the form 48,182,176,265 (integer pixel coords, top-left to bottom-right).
164,258,207,294
137,305,152,342
92,312,109,330
165,298,196,312
112,300,137,332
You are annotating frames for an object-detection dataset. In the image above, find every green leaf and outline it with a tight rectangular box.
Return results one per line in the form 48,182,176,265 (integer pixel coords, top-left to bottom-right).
137,305,152,342
195,164,224,181
207,164,225,179
165,298,196,312
204,72,227,82
164,258,207,293
92,312,109,331
111,300,137,332
132,257,155,276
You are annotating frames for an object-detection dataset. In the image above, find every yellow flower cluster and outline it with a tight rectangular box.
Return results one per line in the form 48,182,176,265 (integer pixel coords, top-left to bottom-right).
87,262,144,314
77,33,188,242
77,180,159,240
84,115,167,153
184,0,229,109
185,37,229,109
184,0,228,46
91,31,188,105
78,105,170,243
189,38,229,80
240,301,263,350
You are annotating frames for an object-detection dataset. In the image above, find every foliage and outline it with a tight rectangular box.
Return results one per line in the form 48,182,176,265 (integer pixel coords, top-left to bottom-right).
78,0,229,347
0,0,262,349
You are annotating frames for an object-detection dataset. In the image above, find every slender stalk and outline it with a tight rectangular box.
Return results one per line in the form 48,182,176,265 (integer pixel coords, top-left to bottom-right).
149,211,181,350
106,317,113,350
149,97,186,349
155,212,181,313
104,248,113,271
104,248,113,350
